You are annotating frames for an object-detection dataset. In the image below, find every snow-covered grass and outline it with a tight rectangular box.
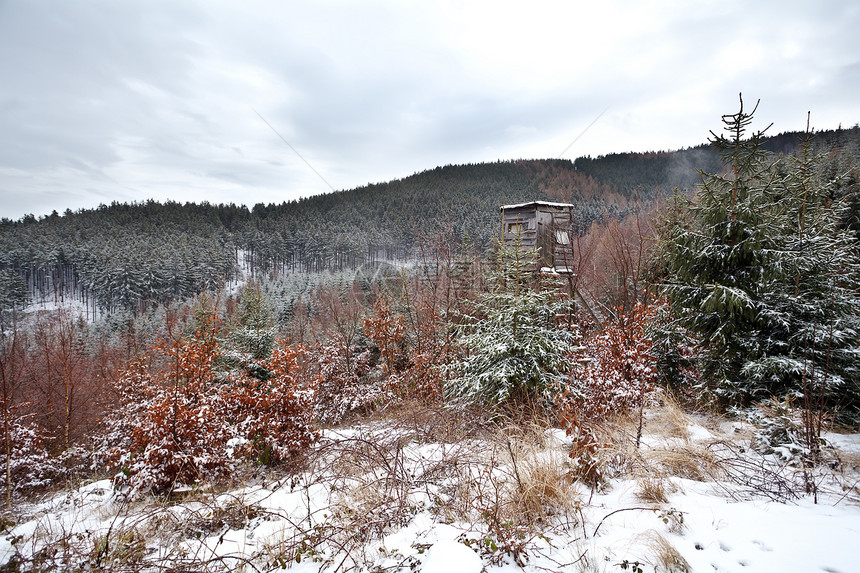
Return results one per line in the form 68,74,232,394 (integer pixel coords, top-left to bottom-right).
2,401,858,573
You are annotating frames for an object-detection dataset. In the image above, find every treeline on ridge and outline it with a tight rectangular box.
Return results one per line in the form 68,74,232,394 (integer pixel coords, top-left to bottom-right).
1,126,859,319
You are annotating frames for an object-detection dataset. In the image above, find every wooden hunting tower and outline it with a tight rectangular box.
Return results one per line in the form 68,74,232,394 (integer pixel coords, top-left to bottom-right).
500,201,574,272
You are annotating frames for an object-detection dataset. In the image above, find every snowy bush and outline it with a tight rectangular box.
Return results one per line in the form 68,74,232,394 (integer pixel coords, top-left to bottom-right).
105,324,231,495
223,341,319,464
314,342,390,425
740,398,821,463
568,304,657,418
393,289,451,402
557,303,658,483
0,410,57,501
118,383,229,495
363,295,406,376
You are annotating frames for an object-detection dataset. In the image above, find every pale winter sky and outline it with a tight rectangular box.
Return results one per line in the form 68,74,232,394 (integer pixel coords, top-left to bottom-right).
1,0,858,220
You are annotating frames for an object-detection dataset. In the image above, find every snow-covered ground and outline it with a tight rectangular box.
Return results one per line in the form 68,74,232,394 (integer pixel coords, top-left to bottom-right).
2,405,858,573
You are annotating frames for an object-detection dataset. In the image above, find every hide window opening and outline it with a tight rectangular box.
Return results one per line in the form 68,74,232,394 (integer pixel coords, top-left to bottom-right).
508,222,523,235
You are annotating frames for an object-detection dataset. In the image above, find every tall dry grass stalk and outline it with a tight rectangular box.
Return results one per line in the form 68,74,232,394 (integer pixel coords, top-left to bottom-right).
643,446,722,481
635,476,673,505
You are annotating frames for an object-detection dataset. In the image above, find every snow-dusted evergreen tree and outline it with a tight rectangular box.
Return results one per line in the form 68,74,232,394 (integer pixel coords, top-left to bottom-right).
445,233,579,410
657,95,776,399
224,281,277,380
658,96,860,413
747,130,860,421
0,268,28,318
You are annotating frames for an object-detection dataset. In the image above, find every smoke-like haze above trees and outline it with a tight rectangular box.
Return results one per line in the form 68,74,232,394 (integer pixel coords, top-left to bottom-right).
1,0,858,220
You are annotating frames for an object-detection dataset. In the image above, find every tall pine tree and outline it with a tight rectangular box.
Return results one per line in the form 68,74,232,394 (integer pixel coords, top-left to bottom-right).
747,128,860,419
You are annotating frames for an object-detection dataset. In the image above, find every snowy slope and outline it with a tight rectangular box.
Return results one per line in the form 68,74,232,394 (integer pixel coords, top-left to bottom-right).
2,405,858,573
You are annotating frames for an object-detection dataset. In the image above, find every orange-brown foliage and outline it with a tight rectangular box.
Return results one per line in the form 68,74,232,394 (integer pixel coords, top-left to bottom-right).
224,341,318,464
363,296,405,376
558,303,658,482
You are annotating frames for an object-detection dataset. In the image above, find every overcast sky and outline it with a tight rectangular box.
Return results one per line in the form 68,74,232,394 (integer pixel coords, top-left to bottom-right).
1,0,858,220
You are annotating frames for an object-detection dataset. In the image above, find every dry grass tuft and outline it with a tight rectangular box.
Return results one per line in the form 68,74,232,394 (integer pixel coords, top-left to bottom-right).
639,530,692,572
635,476,674,505
839,450,860,474
648,392,694,443
645,446,722,482
513,447,580,521
562,417,643,486
498,423,582,524
92,526,148,569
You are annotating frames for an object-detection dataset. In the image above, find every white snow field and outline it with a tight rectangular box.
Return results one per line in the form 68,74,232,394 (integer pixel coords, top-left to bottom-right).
1,403,858,572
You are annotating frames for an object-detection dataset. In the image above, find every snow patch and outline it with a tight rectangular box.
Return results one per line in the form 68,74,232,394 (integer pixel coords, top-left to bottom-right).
422,540,482,573
824,432,860,454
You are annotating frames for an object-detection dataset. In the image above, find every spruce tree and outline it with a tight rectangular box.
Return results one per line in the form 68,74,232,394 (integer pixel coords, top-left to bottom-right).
657,96,860,415
658,95,775,399
224,281,277,381
747,131,860,420
444,233,579,411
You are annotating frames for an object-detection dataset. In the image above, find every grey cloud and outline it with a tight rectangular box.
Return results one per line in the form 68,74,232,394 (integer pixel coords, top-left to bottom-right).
1,0,859,220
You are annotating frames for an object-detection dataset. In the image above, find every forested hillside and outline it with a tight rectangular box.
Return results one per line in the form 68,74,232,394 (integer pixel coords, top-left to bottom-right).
1,127,858,319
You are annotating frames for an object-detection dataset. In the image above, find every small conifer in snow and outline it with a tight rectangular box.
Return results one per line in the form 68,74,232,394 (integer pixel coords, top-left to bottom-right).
445,236,580,410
